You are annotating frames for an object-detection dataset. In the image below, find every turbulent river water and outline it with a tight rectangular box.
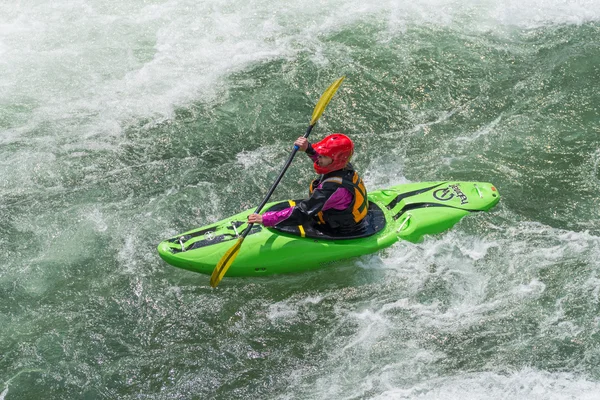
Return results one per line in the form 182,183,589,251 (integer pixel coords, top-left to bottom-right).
1,1,600,399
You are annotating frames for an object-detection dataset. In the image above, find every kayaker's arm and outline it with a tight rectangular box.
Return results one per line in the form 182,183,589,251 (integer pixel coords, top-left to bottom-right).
262,188,330,227
273,185,344,226
255,183,352,227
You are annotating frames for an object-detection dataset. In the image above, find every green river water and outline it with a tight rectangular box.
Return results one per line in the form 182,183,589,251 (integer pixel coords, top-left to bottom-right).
1,1,599,398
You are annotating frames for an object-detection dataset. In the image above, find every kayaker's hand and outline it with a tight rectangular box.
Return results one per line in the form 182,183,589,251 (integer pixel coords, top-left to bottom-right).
295,137,308,152
248,213,263,225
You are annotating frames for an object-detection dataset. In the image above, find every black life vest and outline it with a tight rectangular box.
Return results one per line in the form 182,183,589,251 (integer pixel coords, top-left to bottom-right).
309,167,369,231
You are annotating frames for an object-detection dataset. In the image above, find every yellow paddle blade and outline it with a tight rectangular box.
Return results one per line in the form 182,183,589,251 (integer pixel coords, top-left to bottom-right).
210,237,244,288
310,76,345,126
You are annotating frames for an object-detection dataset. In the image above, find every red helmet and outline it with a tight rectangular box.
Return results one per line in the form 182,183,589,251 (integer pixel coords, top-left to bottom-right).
312,133,354,174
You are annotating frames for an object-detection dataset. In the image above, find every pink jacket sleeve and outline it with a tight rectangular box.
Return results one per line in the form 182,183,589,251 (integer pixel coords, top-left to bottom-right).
261,186,353,227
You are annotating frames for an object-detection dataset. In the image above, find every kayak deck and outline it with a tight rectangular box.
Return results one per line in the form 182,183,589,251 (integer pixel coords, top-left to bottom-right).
267,201,387,240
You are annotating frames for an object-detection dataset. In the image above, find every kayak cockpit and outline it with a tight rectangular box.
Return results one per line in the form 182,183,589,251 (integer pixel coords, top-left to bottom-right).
266,201,386,240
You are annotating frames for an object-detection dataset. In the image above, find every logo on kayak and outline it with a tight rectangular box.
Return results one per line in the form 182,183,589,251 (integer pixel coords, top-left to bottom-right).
433,185,469,205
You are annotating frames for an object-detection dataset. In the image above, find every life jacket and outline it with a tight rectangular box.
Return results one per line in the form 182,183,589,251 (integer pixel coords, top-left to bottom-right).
309,167,368,231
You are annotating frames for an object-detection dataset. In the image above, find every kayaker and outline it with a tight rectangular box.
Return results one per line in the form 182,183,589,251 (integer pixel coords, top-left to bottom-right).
248,134,369,235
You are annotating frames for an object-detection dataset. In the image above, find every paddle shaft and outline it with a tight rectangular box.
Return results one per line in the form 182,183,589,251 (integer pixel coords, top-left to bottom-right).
240,123,315,239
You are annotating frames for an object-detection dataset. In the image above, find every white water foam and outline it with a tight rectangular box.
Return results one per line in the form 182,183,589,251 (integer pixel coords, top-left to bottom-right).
288,224,600,398
267,301,298,321
2,2,599,396
372,369,600,400
2,0,599,144
2,0,598,197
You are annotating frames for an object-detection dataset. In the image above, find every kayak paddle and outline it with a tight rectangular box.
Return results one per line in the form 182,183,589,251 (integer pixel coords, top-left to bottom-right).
209,76,346,287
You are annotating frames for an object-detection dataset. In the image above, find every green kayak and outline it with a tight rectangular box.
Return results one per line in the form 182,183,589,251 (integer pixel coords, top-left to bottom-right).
157,181,500,277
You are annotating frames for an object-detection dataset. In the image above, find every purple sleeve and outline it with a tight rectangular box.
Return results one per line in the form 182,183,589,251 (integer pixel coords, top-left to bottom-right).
262,207,294,227
261,187,353,227
321,187,353,211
